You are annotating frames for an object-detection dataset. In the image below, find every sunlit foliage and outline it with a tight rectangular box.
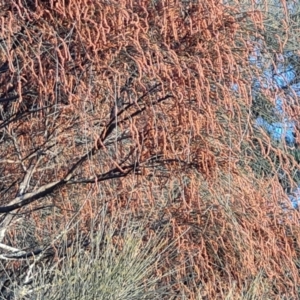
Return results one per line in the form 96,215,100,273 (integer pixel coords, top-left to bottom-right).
0,0,299,298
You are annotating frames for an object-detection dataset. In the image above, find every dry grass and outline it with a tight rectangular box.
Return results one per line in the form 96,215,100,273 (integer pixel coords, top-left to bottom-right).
10,207,176,300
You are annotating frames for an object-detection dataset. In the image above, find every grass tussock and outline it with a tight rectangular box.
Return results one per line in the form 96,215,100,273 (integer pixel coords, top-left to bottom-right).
6,208,177,300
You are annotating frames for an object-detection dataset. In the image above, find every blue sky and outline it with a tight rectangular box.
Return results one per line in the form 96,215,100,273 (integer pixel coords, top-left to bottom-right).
225,0,300,208
254,56,299,208
242,19,300,207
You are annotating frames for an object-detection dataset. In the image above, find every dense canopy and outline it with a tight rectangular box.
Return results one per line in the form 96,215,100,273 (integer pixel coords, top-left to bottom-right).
0,0,299,298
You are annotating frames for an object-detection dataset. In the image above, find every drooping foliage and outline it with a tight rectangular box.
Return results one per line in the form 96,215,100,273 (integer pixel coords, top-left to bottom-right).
0,0,299,298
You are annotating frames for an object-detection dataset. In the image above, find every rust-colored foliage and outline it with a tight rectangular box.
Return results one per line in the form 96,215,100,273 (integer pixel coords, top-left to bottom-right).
0,0,299,298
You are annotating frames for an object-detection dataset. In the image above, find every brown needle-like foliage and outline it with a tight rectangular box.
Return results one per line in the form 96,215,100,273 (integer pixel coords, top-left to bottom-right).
0,0,299,298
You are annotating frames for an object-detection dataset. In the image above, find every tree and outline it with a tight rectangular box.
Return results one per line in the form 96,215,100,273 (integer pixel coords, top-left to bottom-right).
0,0,299,298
